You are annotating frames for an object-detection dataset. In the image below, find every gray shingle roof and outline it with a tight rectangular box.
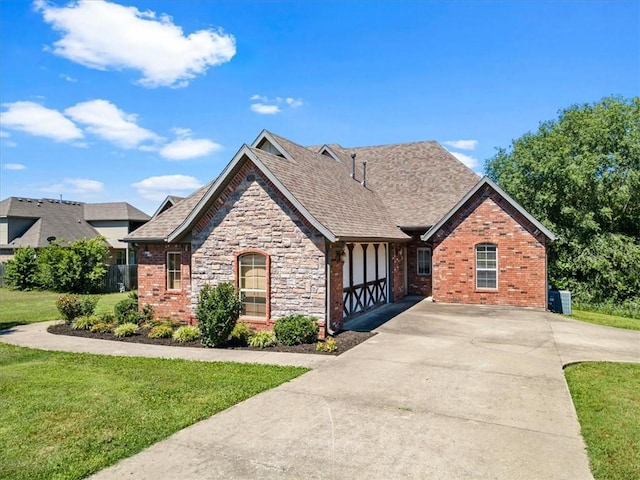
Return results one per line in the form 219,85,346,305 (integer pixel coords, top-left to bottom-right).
84,202,150,222
125,130,481,243
124,182,213,241
0,197,150,248
323,141,480,228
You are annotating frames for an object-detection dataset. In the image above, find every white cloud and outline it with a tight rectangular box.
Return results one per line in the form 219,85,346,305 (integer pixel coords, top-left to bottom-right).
0,101,83,142
449,151,479,170
0,130,10,138
3,163,26,170
160,138,222,160
285,97,303,108
444,139,478,151
36,0,236,88
250,103,281,115
133,174,201,201
60,73,77,82
41,177,105,195
65,99,160,148
249,94,303,114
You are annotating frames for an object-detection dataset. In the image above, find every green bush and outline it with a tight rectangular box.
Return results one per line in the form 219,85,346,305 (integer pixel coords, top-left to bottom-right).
4,246,40,290
196,283,242,347
316,337,338,353
274,315,319,346
71,315,99,330
172,325,201,343
99,312,116,324
229,322,252,345
90,322,114,333
114,297,141,324
248,331,277,348
37,237,109,293
148,324,174,339
113,322,139,338
55,294,98,323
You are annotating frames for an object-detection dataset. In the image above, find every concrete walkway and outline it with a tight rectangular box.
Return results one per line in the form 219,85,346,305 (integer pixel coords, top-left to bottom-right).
2,301,639,479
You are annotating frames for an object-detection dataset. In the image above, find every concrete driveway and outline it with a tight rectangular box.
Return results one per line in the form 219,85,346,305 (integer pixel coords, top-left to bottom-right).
81,300,640,480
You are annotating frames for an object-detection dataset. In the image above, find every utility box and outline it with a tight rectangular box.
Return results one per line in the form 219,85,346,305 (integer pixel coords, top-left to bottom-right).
548,290,572,315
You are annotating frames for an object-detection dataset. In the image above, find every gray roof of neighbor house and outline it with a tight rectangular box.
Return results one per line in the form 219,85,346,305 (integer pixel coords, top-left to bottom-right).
84,202,149,222
124,130,481,243
0,197,150,248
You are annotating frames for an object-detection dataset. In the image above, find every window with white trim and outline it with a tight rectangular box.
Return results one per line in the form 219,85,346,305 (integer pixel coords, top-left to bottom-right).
476,244,497,289
238,253,267,317
417,247,432,276
167,252,181,290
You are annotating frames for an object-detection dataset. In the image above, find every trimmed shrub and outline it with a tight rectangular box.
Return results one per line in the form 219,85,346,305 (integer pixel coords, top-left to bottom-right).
99,312,116,324
113,322,139,338
248,331,277,348
114,297,142,324
173,325,201,343
80,296,99,316
316,337,338,353
274,315,319,346
141,303,155,323
56,294,84,323
148,324,174,339
196,283,242,347
91,322,114,333
229,322,251,345
71,315,99,330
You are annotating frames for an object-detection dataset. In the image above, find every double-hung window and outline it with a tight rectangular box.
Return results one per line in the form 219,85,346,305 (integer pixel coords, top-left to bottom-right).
417,247,432,276
476,244,497,289
167,252,181,290
239,253,267,317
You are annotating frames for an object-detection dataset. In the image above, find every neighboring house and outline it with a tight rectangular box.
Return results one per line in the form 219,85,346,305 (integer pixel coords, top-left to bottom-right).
124,130,555,336
0,197,150,264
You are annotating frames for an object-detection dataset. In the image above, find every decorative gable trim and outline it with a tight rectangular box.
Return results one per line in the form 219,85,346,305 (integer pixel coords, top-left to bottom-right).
420,176,556,242
317,145,342,162
167,145,337,243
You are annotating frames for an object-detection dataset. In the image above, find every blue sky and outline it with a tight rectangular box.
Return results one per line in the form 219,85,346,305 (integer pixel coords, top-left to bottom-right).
1,0,638,215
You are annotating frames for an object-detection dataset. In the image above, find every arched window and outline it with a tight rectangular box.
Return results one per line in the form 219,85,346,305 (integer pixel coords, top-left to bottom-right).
238,252,268,318
476,244,497,289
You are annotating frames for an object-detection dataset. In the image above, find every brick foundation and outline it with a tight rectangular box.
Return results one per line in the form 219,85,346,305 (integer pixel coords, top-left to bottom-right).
431,187,547,308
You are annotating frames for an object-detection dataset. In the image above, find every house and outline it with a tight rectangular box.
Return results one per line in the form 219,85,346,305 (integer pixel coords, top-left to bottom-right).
0,197,150,264
124,130,555,336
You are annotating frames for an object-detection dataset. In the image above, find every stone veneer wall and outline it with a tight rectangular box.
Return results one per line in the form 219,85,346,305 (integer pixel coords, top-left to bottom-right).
137,243,193,322
431,187,548,308
191,163,327,334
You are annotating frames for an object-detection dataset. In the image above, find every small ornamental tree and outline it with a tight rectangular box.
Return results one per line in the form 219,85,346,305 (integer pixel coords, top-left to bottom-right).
197,283,242,348
4,246,39,290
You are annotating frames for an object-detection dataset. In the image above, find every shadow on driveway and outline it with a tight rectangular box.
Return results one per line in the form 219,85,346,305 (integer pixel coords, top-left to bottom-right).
342,295,425,332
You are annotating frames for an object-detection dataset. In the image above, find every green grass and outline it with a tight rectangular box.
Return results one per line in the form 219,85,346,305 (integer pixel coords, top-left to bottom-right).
0,343,308,480
0,289,129,330
565,363,640,480
570,309,640,331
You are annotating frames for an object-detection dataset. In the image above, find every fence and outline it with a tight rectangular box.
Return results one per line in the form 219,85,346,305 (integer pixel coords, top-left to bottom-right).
0,263,4,287
102,265,138,293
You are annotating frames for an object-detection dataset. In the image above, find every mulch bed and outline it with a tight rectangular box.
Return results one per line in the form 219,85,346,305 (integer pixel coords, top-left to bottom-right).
47,323,375,356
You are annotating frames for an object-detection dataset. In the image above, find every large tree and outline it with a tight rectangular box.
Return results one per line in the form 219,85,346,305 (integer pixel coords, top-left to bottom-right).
486,96,640,304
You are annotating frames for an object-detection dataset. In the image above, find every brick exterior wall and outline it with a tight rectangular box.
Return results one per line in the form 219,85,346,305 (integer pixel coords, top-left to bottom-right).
328,249,344,333
389,243,407,301
191,163,327,334
406,234,433,296
431,187,548,308
137,243,193,322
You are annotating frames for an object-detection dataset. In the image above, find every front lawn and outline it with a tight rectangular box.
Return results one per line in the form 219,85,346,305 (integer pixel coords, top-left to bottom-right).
570,309,640,331
0,289,129,330
0,343,308,480
565,362,640,480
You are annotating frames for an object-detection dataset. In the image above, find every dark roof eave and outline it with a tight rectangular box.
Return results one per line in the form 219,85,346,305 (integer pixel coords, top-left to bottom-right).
122,237,167,243
334,235,411,243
